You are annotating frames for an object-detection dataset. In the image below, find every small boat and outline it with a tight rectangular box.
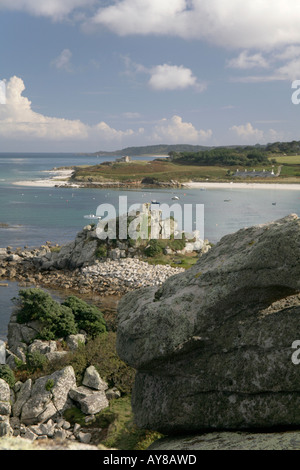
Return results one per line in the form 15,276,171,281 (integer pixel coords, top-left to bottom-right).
224,199,231,202
272,203,277,206
84,214,102,220
151,200,160,205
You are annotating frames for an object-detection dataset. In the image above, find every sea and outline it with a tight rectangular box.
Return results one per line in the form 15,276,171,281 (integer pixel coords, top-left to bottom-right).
0,152,300,340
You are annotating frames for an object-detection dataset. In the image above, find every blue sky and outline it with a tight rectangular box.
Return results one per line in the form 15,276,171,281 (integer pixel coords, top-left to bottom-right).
0,0,300,152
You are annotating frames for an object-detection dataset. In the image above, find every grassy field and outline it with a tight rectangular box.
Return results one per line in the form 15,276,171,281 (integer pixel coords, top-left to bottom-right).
70,156,300,185
269,154,300,178
271,155,300,165
72,160,230,183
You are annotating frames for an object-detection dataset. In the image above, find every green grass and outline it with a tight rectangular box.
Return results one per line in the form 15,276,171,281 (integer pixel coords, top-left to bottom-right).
97,397,163,450
64,397,163,450
279,166,300,177
271,155,300,164
50,246,61,253
72,160,230,183
145,252,199,270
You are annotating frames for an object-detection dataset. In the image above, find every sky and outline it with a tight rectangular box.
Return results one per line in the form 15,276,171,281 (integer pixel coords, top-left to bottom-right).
1,0,300,152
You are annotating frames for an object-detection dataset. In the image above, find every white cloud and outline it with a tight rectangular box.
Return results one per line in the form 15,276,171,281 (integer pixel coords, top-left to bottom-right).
92,0,186,37
0,76,136,143
230,123,264,142
4,1,300,52
273,45,300,61
0,0,96,20
152,115,212,143
230,122,286,144
275,58,300,81
122,57,205,92
91,0,300,50
94,121,134,140
227,51,269,69
51,49,73,72
0,76,211,148
230,54,300,83
148,64,206,91
0,76,87,140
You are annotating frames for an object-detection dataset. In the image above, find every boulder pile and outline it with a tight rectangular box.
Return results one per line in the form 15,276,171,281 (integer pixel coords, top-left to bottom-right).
0,364,119,443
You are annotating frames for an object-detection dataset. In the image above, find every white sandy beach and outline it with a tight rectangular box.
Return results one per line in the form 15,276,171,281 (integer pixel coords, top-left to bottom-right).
183,181,300,191
13,169,77,188
12,172,300,191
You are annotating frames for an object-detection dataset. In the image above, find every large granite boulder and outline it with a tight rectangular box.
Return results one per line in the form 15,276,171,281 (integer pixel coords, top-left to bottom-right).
117,214,300,434
20,367,76,425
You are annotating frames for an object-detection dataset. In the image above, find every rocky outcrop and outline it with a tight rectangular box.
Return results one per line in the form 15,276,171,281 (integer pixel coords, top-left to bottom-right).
6,319,86,369
0,363,116,444
116,214,300,434
20,367,76,425
32,218,209,272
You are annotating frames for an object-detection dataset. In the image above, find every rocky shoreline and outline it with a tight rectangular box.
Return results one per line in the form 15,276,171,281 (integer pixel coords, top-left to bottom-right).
0,210,209,297
0,245,185,297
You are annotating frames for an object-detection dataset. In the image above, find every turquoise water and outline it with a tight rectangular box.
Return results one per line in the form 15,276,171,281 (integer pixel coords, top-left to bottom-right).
1,152,300,339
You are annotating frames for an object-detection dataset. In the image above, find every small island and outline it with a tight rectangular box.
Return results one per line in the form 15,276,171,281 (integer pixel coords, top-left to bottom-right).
70,141,300,188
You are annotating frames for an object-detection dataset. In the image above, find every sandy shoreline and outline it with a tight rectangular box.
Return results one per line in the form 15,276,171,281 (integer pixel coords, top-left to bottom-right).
13,169,77,188
183,181,300,191
12,172,300,191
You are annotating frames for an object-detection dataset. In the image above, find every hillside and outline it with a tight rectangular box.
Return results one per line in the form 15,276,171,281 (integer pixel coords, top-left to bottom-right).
85,144,212,157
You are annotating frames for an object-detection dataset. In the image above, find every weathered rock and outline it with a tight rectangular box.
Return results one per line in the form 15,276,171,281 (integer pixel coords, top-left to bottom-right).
149,431,300,451
69,386,109,415
29,420,55,438
0,341,5,365
117,214,300,433
7,320,42,354
13,379,32,418
106,387,121,400
45,351,68,362
82,366,108,391
66,334,86,351
6,351,20,370
78,432,92,444
23,428,37,441
21,367,76,425
0,418,13,438
0,379,11,417
28,340,57,355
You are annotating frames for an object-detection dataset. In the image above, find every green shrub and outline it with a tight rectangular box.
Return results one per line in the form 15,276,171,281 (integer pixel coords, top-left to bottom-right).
62,296,106,338
144,240,163,257
15,289,108,341
50,246,61,253
82,333,135,394
44,333,134,393
168,233,186,251
45,379,54,391
26,351,48,372
15,289,78,340
0,365,16,388
95,244,108,258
